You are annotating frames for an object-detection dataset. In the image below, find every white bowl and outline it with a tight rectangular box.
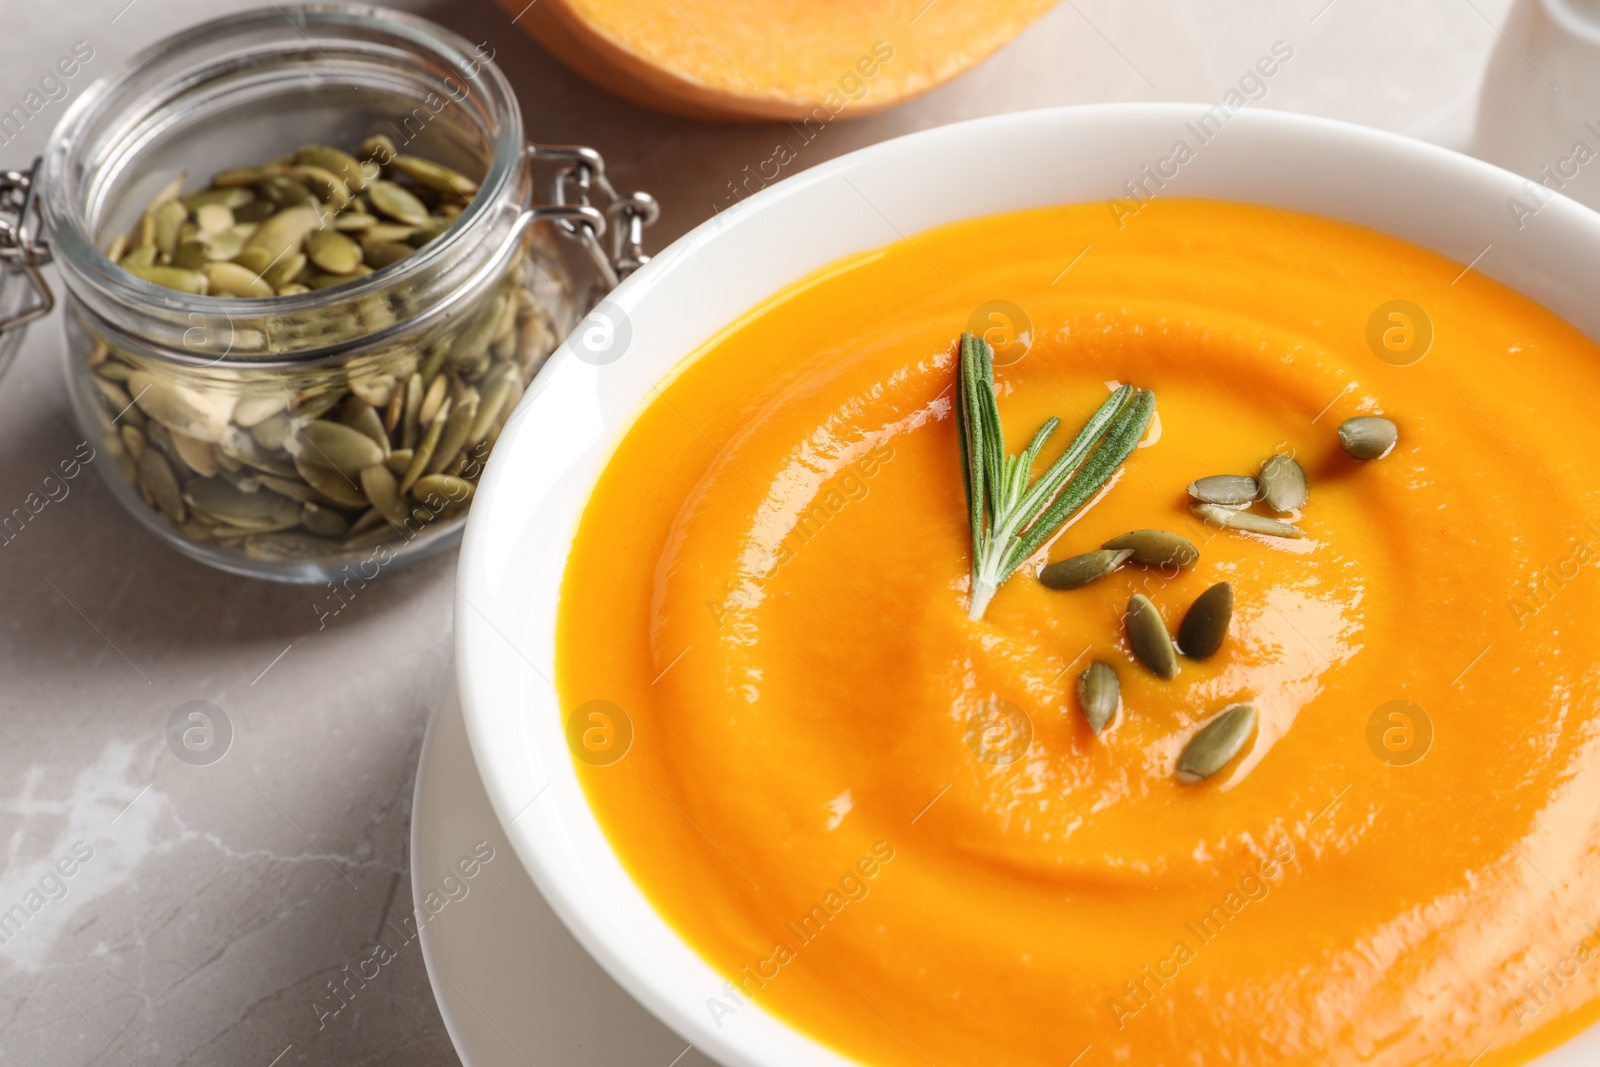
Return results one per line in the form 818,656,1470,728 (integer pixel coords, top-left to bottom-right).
455,104,1600,1067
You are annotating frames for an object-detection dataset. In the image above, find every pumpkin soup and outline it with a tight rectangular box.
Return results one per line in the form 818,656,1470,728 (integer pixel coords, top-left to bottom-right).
557,199,1600,1066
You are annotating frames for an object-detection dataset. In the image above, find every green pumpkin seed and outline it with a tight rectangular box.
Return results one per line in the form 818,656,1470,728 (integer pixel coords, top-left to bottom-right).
349,373,397,409
418,374,448,427
336,396,390,455
1178,704,1257,781
233,199,276,223
1259,454,1308,512
360,134,397,162
368,180,428,225
245,205,321,263
1191,502,1304,539
1187,474,1259,506
262,251,307,291
383,449,414,475
1338,416,1398,461
1040,548,1134,590
169,430,219,478
203,261,273,298
466,371,517,447
360,239,414,270
138,448,185,523
410,473,476,505
388,155,479,197
171,240,211,271
257,474,319,503
359,464,408,526
152,199,188,257
306,228,363,274
193,203,234,236
126,264,209,295
334,212,379,232
183,186,255,212
400,397,449,493
292,419,385,477
295,145,368,191
1103,529,1199,570
128,371,233,440
427,392,477,474
231,246,275,276
1126,594,1179,679
185,477,301,531
292,455,368,508
213,164,284,187
1076,660,1120,735
363,222,418,242
1177,582,1232,660
250,412,293,451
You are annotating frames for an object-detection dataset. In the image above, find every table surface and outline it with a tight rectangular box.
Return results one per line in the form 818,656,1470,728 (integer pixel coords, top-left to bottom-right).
0,0,1521,1063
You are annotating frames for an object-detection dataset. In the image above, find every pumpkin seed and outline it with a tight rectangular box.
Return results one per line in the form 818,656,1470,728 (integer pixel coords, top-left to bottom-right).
128,371,233,441
334,211,379,232
169,430,220,477
418,374,447,426
466,371,516,447
410,473,476,504
368,180,428,225
361,239,414,270
193,202,234,236
296,145,368,192
1259,454,1308,512
1126,594,1179,679
359,464,408,527
182,186,254,211
126,263,209,294
307,227,363,274
185,477,301,531
1076,660,1120,734
388,154,479,197
1187,474,1259,507
245,205,321,263
1178,704,1257,781
402,372,424,449
251,412,293,451
1103,529,1199,570
119,424,145,460
1338,416,1398,461
121,244,157,269
1191,502,1304,539
349,374,396,408
257,474,319,503
244,532,350,561
152,199,187,257
231,246,275,276
360,134,397,162
427,392,477,474
293,455,369,507
138,448,185,523
233,199,276,223
383,449,414,475
262,251,307,291
213,164,283,187
288,164,352,211
400,397,449,493
171,240,211,271
292,419,384,476
1040,548,1134,590
1177,582,1232,659
203,261,273,298
336,396,389,455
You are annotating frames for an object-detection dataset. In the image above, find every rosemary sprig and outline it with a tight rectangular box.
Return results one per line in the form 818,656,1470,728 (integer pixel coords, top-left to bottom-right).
957,333,1155,620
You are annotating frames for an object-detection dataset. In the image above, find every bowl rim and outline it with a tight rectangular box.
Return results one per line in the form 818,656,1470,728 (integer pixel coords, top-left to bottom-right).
455,102,1600,1067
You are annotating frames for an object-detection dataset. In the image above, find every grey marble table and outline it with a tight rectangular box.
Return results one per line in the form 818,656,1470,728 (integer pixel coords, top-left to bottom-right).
0,0,1515,1063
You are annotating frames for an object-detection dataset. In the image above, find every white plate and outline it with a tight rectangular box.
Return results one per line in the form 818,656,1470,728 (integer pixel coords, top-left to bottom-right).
411,682,721,1067
452,104,1600,1067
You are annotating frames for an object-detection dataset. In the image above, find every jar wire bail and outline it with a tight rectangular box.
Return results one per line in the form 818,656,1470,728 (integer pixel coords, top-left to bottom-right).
0,157,56,382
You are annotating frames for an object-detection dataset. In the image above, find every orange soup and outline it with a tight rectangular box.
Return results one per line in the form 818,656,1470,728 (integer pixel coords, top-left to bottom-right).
556,200,1600,1066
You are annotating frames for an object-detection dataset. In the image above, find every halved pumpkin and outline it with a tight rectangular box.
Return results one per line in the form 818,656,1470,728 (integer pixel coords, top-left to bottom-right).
501,0,1059,122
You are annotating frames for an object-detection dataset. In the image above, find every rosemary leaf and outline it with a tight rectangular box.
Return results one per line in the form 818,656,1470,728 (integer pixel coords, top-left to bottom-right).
955,333,1154,620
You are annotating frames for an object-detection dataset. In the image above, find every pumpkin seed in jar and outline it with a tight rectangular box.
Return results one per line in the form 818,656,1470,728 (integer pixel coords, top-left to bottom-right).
126,263,208,294
203,261,273,298
185,477,300,531
300,501,350,539
360,239,413,270
296,145,368,192
287,164,352,211
360,464,408,526
1259,454,1308,512
138,448,185,523
410,473,475,504
368,180,428,226
388,154,479,197
336,396,390,454
427,391,478,475
169,430,219,478
1178,704,1257,781
127,371,233,441
400,397,449,494
261,252,307,291
306,228,362,274
292,420,384,477
292,456,368,508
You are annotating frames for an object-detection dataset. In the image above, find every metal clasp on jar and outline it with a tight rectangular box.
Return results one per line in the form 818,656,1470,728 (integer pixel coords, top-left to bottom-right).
0,158,56,381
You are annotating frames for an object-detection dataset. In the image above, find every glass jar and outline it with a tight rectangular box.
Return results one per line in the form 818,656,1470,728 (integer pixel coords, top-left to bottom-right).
0,4,654,581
